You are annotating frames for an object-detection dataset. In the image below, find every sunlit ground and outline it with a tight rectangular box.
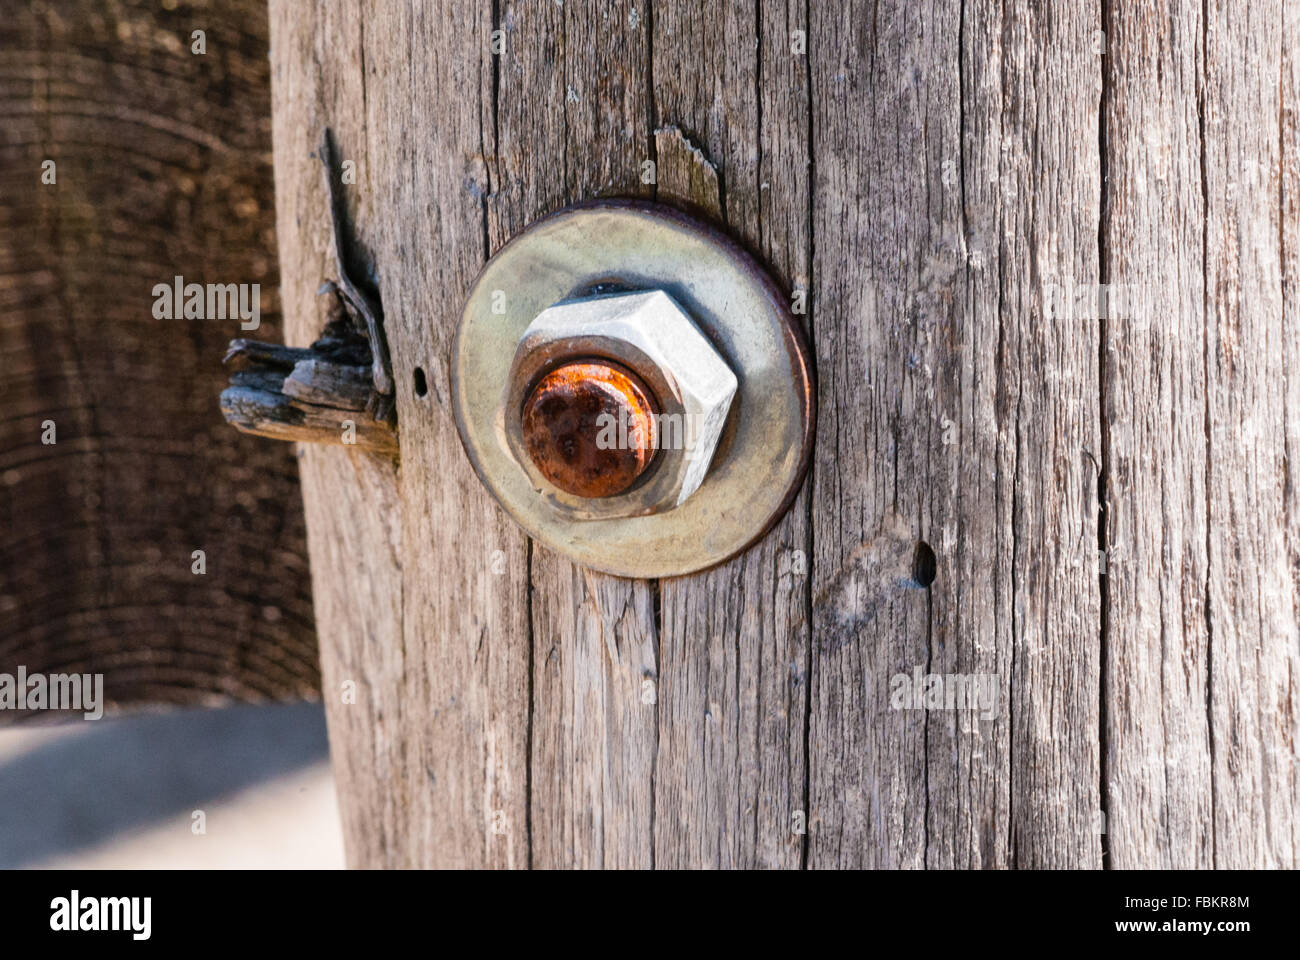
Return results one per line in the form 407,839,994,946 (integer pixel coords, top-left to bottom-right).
0,702,344,869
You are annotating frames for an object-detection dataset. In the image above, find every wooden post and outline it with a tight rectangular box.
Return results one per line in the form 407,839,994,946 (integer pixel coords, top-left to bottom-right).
266,0,1298,868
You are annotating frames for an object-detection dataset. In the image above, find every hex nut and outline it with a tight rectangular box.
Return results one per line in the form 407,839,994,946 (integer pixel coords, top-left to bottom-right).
503,289,738,519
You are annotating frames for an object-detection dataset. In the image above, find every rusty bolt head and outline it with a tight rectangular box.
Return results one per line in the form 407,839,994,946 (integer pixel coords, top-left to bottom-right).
521,360,659,497
504,289,738,518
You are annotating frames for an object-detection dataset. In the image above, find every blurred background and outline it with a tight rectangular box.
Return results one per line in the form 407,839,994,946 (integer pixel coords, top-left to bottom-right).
0,703,342,868
1,2,335,865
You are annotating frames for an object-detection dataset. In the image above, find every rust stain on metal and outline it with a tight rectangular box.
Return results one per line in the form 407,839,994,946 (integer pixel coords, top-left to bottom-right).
521,361,659,498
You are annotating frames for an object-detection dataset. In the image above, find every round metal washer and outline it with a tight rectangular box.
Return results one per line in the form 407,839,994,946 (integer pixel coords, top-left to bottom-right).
451,199,814,578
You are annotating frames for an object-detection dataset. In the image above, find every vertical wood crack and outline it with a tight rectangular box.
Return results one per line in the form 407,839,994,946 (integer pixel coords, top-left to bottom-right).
1198,0,1218,869
1097,0,1112,871
799,0,816,871
646,0,660,871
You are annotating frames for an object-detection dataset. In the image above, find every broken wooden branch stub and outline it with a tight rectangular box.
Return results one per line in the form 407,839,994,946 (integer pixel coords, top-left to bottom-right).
451,199,814,578
219,284,398,456
219,128,397,456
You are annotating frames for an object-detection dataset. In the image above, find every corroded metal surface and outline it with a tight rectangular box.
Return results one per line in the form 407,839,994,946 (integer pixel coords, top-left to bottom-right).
451,199,814,578
521,360,659,498
506,289,738,516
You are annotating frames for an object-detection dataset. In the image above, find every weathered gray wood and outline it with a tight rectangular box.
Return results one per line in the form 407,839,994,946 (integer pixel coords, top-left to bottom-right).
282,360,373,411
1201,0,1299,868
808,0,1102,868
1281,0,1300,870
267,0,1297,868
268,0,530,868
985,0,1104,871
487,0,659,869
1101,0,1214,869
650,0,812,866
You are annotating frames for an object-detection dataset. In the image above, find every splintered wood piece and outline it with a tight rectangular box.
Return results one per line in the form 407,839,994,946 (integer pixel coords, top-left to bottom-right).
223,338,315,373
220,340,398,455
319,128,394,398
282,359,373,411
221,383,399,454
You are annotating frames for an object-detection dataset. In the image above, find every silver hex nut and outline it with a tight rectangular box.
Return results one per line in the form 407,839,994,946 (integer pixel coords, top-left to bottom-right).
503,289,738,519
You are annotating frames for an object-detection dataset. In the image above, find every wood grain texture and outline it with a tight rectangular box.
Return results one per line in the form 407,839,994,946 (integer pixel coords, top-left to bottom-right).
484,0,659,869
267,0,1297,868
1200,0,1299,868
1281,0,1300,870
650,0,811,868
268,0,530,868
807,0,1101,869
1102,0,1300,872
993,0,1104,870
1101,0,1214,869
0,0,317,710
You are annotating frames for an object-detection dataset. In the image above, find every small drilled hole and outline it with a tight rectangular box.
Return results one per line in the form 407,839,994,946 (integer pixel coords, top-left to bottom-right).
912,541,937,588
413,367,428,397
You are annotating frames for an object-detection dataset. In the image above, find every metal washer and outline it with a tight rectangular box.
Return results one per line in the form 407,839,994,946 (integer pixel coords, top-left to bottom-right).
451,199,814,578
